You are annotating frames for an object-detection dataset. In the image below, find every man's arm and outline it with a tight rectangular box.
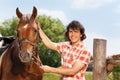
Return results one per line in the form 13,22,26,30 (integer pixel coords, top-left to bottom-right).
40,61,85,75
38,27,58,51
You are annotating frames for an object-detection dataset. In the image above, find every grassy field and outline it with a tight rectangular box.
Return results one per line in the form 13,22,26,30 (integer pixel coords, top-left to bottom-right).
42,72,114,80
43,73,61,80
85,72,92,80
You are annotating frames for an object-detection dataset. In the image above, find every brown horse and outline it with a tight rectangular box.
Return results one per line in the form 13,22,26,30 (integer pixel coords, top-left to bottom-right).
0,7,43,80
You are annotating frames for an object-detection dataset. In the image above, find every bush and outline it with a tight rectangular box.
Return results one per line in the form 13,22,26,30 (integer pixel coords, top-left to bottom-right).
113,65,120,80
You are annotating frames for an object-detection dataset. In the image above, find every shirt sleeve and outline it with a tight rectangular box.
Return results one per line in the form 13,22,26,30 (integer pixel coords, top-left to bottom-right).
54,42,64,53
77,50,91,65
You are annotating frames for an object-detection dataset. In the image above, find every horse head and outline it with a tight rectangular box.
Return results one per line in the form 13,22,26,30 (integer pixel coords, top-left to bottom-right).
16,7,40,64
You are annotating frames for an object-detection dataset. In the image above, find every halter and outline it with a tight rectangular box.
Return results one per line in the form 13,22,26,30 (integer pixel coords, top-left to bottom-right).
18,38,38,50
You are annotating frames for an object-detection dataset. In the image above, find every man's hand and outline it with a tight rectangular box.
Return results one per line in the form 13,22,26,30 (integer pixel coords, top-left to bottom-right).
40,65,51,72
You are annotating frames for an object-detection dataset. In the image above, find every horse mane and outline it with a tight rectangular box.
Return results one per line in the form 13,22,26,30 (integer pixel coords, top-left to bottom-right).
10,39,26,75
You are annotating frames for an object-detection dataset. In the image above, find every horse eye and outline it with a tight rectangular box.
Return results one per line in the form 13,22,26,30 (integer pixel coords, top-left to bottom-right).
33,29,37,33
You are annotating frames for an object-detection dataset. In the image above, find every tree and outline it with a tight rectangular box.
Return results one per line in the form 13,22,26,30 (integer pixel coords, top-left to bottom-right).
113,65,120,80
0,17,18,37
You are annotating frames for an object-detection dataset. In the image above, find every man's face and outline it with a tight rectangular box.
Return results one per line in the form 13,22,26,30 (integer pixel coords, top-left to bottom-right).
68,28,82,45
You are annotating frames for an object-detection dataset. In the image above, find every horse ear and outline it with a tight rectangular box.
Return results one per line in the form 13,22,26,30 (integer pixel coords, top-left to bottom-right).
30,6,37,21
16,8,23,19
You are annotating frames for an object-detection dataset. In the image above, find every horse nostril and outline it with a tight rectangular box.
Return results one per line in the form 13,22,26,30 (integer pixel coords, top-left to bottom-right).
25,53,30,58
19,51,31,63
21,53,29,58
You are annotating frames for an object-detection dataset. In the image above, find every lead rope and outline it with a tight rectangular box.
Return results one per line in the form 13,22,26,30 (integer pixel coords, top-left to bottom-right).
32,54,43,66
24,55,43,77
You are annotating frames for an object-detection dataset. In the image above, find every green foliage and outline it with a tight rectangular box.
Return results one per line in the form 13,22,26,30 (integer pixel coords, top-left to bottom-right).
37,15,65,42
0,17,18,37
112,65,120,80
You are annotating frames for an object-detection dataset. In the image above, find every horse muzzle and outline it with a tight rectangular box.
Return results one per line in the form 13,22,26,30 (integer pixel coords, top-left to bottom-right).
18,50,33,64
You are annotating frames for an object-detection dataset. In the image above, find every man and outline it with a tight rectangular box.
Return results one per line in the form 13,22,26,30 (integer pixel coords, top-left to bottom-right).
39,20,91,80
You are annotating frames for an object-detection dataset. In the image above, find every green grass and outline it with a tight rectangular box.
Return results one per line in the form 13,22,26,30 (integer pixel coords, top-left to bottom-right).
43,72,92,80
85,72,114,80
43,73,61,80
43,72,114,80
85,72,92,80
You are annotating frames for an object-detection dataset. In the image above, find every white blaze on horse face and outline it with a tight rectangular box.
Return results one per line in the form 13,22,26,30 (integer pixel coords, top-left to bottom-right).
23,24,28,29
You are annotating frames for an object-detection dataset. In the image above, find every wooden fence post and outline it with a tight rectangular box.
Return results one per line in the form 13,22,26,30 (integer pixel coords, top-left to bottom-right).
93,39,107,80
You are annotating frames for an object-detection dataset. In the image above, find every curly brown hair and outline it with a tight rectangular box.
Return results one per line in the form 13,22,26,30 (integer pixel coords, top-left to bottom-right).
65,20,86,41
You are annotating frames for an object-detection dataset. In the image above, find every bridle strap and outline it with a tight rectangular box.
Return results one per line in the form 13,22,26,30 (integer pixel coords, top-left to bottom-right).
24,55,42,77
32,55,42,66
18,38,38,47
